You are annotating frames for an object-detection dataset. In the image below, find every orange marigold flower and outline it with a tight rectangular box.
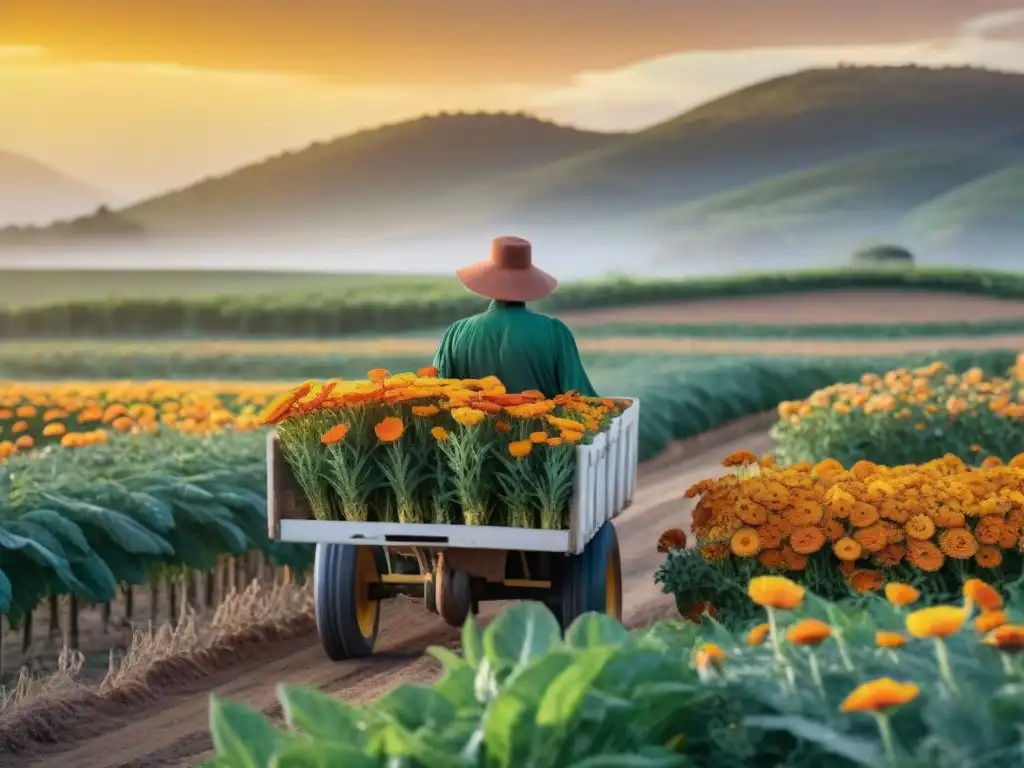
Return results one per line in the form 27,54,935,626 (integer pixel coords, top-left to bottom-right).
786,618,832,646
411,405,439,417
905,514,936,540
832,537,863,562
42,422,67,437
529,431,548,443
975,545,1003,569
747,622,770,646
730,527,761,557
905,539,944,572
906,606,965,638
14,435,33,449
840,678,919,713
975,610,1008,633
416,366,439,377
747,575,804,610
431,426,449,441
938,527,978,559
722,450,758,467
657,528,687,553
320,423,349,445
788,526,825,555
982,624,1024,653
963,578,1003,612
546,437,563,447
508,440,533,459
367,368,390,383
11,420,28,434
884,583,920,608
875,631,907,648
849,569,884,593
694,642,726,671
374,416,405,442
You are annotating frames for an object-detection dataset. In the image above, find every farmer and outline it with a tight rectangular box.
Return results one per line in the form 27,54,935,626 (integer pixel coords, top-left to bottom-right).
432,236,597,398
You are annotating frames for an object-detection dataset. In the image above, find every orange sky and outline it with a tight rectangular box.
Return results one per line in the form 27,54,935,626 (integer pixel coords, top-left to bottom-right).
2,1,1023,209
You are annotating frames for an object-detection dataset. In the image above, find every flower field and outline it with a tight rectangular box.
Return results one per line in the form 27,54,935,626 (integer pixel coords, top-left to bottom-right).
205,576,1024,768
772,354,1024,467
270,370,630,528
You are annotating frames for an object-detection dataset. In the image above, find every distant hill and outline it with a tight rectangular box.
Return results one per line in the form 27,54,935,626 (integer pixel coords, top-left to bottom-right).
6,65,1024,261
654,146,1020,259
901,166,1024,259
105,113,623,238
0,152,106,227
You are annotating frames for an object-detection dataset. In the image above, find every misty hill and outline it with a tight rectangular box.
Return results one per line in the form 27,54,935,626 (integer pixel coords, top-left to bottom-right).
0,152,106,227
654,146,1021,260
115,114,624,237
6,65,1024,263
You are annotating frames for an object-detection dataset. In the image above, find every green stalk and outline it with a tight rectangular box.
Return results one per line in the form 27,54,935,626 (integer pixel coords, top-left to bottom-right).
872,712,897,766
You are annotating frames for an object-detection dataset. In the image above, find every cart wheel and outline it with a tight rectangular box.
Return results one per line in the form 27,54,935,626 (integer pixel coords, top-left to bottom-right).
314,543,380,660
553,522,622,630
435,553,472,627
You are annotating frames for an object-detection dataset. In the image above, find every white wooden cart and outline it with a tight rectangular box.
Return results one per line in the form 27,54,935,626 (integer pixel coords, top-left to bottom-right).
266,400,640,660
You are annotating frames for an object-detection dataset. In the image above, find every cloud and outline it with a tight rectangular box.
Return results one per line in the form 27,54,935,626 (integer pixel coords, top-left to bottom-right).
959,8,1024,38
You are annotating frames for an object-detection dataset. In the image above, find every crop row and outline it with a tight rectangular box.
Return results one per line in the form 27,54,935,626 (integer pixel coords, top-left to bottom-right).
0,266,1020,338
205,578,1024,768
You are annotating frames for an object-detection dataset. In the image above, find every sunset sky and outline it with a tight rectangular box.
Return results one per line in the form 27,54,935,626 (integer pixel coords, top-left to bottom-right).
2,1,1024,203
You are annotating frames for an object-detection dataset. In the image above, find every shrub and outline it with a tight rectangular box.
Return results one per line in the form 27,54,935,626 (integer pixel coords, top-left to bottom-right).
656,450,1024,623
204,579,1024,768
772,356,1024,467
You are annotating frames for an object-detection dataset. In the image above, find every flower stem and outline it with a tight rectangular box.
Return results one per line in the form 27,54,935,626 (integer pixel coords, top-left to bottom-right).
808,651,824,696
872,712,897,765
766,608,796,691
933,638,958,692
832,630,855,672
1001,652,1015,677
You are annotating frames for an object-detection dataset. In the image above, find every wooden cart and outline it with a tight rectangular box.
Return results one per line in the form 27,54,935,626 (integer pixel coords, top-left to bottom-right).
266,400,640,660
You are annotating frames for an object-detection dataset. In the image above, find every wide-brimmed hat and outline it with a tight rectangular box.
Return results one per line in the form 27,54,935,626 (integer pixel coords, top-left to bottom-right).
456,236,557,302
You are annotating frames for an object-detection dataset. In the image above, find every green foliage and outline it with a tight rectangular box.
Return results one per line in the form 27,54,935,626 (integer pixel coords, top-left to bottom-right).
852,244,914,266
0,431,312,622
3,266,1024,338
205,595,1024,768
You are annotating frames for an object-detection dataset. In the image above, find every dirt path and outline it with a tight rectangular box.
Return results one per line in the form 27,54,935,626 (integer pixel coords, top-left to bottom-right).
13,426,773,768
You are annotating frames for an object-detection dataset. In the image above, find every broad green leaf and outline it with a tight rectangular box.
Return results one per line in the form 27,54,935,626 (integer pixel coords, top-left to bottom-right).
565,613,631,649
567,754,689,767
270,738,377,768
461,616,482,667
536,648,616,727
209,696,284,768
277,685,363,743
483,602,561,673
434,663,481,712
428,645,467,670
375,684,454,731
743,714,880,766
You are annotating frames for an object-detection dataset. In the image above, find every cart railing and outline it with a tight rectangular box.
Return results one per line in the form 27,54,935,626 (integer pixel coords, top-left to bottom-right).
268,398,640,554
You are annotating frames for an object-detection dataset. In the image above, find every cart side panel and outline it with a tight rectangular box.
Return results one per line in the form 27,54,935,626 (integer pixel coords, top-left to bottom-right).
266,430,314,540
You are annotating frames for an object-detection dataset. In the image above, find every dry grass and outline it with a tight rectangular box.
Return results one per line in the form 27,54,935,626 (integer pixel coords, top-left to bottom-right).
0,580,314,754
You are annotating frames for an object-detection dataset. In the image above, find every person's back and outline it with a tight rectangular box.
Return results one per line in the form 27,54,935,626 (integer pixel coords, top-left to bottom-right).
432,237,597,398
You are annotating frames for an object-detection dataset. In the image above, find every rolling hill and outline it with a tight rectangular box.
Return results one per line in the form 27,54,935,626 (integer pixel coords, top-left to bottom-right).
0,152,107,228
4,65,1024,262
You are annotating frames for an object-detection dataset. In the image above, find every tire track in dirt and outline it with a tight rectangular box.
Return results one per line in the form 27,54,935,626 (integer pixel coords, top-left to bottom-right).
14,420,774,768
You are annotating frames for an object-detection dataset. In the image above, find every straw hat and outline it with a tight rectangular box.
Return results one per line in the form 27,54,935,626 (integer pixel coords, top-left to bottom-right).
456,236,557,302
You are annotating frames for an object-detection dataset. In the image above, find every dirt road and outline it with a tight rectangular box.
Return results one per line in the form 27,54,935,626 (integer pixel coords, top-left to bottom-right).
17,424,773,768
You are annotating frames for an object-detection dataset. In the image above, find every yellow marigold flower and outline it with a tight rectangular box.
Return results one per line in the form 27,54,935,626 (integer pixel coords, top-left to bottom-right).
975,611,1008,633
729,527,760,557
884,583,920,608
722,450,758,467
982,624,1024,653
747,622,770,646
786,618,832,646
875,631,907,648
747,575,804,610
905,606,965,639
508,440,533,459
320,423,349,445
840,678,919,713
450,407,486,427
963,578,1003,612
374,416,404,442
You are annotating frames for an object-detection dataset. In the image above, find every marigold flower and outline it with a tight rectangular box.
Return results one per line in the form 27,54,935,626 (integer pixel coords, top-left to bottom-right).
546,437,563,447
374,416,404,442
974,611,1008,633
416,366,439,377
367,368,390,383
905,605,965,638
747,575,804,610
747,622,770,646
529,431,548,443
14,435,33,449
722,450,758,467
42,422,67,437
982,624,1024,652
938,527,978,559
849,569,883,593
905,514,936,540
730,527,760,557
450,407,486,427
786,618,832,646
788,526,825,554
656,528,687,553
875,631,907,648
840,678,919,713
832,537,862,561
508,440,532,459
320,423,349,445
963,578,1003,612
694,642,726,671
411,405,439,417
884,583,920,608
430,426,449,441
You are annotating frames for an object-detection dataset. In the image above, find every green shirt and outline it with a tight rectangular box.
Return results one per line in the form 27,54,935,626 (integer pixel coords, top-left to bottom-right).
432,300,597,398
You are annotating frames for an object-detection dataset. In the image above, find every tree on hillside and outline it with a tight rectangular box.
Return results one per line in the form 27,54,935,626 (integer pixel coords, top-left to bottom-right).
851,244,915,266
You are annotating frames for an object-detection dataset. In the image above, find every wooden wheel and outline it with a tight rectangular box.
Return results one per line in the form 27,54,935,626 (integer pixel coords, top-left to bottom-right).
314,544,380,660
